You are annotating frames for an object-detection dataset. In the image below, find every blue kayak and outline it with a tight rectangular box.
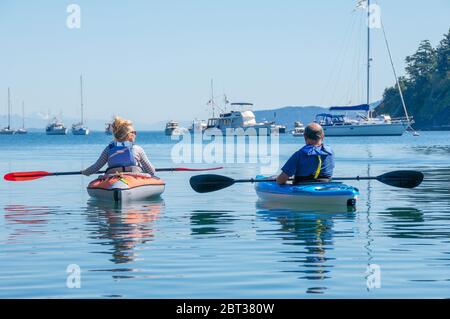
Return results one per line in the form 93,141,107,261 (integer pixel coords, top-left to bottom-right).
254,176,359,206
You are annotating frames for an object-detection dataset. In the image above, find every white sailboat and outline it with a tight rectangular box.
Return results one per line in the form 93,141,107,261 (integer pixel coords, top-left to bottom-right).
16,101,27,134
316,0,412,136
72,75,90,135
0,88,15,135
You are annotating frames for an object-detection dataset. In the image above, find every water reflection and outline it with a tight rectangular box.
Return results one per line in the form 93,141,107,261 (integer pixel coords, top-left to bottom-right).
3,205,51,243
256,202,355,294
378,207,450,239
190,210,236,237
85,199,164,265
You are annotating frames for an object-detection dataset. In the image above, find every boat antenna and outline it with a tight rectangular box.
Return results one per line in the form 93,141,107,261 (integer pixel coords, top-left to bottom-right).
366,0,371,118
80,74,84,125
22,101,25,129
211,79,215,117
7,87,11,130
223,93,229,113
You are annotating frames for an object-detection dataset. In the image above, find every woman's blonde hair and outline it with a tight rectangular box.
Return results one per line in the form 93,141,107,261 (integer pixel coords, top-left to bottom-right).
111,116,134,142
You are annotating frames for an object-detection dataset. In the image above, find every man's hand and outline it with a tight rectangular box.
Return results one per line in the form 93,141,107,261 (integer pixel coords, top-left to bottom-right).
276,172,290,184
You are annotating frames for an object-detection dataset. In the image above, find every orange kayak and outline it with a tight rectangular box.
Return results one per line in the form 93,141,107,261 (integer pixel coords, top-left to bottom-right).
87,173,165,202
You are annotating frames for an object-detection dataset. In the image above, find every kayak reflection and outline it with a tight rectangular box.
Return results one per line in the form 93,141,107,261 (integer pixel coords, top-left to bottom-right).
85,199,164,264
3,204,52,243
256,202,356,295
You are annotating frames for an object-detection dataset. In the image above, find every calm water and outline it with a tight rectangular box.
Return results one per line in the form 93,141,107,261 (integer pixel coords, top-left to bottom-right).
1,131,450,298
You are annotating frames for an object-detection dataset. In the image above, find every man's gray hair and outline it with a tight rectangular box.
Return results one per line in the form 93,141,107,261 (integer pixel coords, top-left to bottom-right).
304,123,324,140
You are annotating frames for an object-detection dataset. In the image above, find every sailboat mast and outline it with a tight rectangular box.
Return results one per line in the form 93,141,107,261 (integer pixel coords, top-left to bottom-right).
366,0,371,117
80,75,84,125
22,101,25,129
7,87,11,129
211,79,215,118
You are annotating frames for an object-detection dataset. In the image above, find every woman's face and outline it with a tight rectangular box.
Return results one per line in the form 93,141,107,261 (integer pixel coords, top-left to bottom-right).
127,127,137,142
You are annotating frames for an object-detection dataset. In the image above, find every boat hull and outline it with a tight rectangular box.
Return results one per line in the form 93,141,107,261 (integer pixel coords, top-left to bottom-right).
72,127,90,135
87,174,165,202
255,177,359,207
46,128,68,135
0,129,15,135
322,122,407,136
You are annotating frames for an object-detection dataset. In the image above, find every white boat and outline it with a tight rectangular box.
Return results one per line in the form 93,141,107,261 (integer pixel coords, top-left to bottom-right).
0,88,15,135
165,120,179,135
206,103,276,136
291,121,305,136
46,117,68,135
316,0,413,137
72,75,89,135
188,119,207,134
315,108,410,136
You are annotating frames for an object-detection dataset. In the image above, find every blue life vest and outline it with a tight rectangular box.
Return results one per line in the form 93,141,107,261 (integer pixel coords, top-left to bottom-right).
107,141,137,169
281,144,335,179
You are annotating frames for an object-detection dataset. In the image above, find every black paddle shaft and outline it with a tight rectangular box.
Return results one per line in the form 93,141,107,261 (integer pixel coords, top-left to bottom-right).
189,170,424,193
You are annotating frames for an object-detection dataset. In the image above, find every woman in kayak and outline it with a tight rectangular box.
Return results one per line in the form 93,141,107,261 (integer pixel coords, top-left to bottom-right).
82,116,156,176
276,123,334,184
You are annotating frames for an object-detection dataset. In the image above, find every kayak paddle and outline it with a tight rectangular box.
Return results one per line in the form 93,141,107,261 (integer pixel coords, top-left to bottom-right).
189,170,424,193
4,166,223,182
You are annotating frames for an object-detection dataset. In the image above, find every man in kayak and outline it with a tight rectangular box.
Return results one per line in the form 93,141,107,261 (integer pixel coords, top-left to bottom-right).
276,123,334,184
81,116,156,176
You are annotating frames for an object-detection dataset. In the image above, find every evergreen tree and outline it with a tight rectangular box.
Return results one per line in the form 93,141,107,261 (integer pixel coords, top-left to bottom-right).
436,28,450,76
405,40,437,84
376,29,450,129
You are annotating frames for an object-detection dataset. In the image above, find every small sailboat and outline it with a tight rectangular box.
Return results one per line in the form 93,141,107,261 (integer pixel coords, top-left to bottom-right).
15,101,27,134
0,88,15,135
72,75,89,135
315,0,412,136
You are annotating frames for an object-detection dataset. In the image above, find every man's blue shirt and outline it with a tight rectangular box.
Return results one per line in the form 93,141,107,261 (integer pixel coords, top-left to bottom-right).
281,144,335,178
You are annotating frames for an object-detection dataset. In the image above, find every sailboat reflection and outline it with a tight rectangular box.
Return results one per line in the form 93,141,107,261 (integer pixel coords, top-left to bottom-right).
190,210,236,237
256,201,356,294
85,199,164,264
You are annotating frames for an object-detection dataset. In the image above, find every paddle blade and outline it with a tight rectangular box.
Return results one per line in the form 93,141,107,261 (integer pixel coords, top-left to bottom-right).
190,174,235,193
377,170,424,188
4,171,51,181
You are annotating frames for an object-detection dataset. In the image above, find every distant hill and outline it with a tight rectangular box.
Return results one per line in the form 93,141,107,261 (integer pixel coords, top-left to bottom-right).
253,102,381,130
254,106,326,129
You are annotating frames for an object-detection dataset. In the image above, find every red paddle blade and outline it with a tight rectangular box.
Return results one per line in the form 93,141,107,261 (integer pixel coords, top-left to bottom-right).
4,171,51,181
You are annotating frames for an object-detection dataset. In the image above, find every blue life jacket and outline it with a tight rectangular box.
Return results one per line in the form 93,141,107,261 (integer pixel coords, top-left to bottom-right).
281,144,335,179
107,141,138,169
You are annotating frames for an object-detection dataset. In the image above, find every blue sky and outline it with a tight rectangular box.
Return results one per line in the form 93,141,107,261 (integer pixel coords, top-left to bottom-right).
0,0,449,124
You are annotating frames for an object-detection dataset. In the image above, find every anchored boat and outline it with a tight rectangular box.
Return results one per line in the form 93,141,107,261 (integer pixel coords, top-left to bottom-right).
46,117,68,135
72,75,90,135
206,103,277,136
1,88,15,135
